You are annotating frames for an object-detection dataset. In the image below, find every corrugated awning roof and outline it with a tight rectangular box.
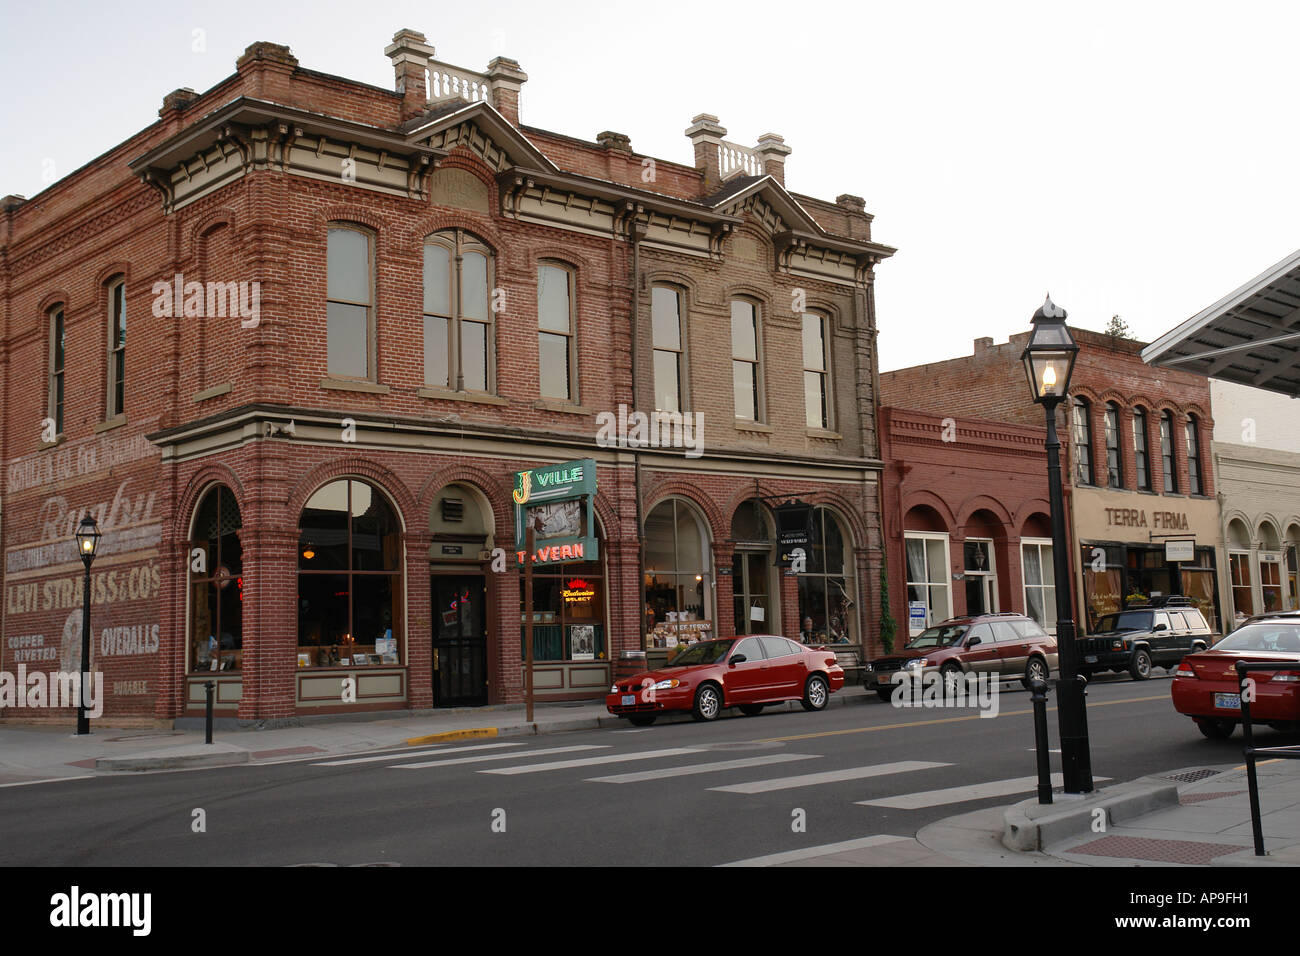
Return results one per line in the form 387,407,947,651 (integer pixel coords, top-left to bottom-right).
1142,248,1300,397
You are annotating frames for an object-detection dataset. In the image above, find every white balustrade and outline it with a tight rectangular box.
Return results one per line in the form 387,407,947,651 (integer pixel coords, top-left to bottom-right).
718,140,763,179
426,62,489,104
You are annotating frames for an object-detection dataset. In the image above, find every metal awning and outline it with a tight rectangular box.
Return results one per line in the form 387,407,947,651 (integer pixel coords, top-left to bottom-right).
1142,248,1300,397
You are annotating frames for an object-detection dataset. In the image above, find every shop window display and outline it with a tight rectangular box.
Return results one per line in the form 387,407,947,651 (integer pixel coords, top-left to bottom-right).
189,485,243,672
644,499,711,648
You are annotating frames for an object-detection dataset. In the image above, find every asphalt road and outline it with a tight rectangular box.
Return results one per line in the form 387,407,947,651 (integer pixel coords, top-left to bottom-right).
0,674,1283,867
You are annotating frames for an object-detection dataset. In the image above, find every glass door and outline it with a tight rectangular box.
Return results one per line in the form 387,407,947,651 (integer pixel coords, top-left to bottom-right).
432,574,487,706
732,551,771,635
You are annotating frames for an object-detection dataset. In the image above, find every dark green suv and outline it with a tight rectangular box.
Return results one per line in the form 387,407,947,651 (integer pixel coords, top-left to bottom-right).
1077,600,1214,681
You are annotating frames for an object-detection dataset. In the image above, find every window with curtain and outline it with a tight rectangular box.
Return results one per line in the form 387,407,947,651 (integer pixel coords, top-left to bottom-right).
904,533,950,634
1185,414,1203,495
423,229,493,392
1230,552,1253,621
652,286,683,412
1160,411,1177,493
298,480,402,667
1133,406,1151,491
327,227,372,379
802,312,830,429
731,299,761,421
538,262,576,401
1021,539,1056,634
107,277,126,418
189,485,243,672
1071,397,1093,485
1104,402,1122,488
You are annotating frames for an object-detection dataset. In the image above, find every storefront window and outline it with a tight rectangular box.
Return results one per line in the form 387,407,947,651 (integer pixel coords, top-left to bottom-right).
1081,544,1122,633
1021,539,1056,634
644,499,712,647
798,507,854,644
1288,545,1299,611
1180,547,1220,634
189,485,242,672
520,563,605,661
1230,552,1253,624
1261,557,1284,613
298,480,402,667
963,539,997,615
905,533,950,635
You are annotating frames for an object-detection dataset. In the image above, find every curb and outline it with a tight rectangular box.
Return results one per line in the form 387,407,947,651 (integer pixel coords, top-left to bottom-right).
1002,779,1179,852
95,749,251,772
404,728,499,745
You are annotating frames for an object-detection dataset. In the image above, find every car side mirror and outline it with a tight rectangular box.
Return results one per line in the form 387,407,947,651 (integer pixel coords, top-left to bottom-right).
729,654,747,666
966,637,981,647
1153,623,1168,632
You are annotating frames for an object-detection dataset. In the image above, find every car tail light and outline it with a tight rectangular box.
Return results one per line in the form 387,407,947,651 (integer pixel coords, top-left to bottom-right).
1270,672,1300,683
1173,667,1196,678
824,657,837,667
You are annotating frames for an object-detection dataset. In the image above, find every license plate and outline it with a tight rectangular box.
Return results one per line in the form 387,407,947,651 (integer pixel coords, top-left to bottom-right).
1084,655,1097,664
1215,693,1241,710
621,694,635,706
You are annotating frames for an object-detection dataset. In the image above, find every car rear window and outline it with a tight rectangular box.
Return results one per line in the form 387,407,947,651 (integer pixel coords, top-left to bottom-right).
1011,619,1048,639
760,637,795,659
1214,624,1300,653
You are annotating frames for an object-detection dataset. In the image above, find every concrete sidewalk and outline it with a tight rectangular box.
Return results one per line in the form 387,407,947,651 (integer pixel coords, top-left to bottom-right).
0,684,872,784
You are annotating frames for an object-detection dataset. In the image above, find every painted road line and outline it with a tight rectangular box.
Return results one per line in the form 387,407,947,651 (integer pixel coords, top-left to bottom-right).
709,760,949,794
586,753,820,784
760,694,1169,743
394,745,609,769
313,742,523,767
481,747,702,775
718,834,911,867
856,773,1111,809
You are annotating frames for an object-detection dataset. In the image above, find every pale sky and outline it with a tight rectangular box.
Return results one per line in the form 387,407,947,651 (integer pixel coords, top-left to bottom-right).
4,0,1298,372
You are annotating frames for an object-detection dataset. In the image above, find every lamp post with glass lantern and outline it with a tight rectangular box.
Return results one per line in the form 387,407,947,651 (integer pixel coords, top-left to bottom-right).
1020,295,1094,793
74,514,101,735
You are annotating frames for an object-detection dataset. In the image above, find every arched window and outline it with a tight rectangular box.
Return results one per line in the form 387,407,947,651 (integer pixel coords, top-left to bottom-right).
47,305,65,437
1071,397,1093,485
1104,402,1123,488
731,298,762,422
1160,411,1178,493
298,480,403,667
798,507,855,644
1132,406,1151,491
327,226,374,379
106,276,127,419
424,229,495,392
1185,413,1203,495
644,498,711,646
538,261,577,401
189,485,243,672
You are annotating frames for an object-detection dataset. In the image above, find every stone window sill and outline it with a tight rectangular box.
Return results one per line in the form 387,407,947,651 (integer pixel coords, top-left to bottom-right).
806,427,842,440
533,398,589,415
38,435,66,451
736,420,774,434
94,416,127,434
419,387,508,407
193,383,232,403
321,378,391,395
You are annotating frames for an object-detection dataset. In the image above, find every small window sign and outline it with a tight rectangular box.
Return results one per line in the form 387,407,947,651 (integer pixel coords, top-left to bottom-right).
1164,539,1195,562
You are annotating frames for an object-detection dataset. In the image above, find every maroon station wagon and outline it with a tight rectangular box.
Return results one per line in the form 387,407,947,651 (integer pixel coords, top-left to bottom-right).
607,635,845,725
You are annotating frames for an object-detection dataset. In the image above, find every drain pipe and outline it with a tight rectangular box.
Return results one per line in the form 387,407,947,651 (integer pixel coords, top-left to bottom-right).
629,217,648,651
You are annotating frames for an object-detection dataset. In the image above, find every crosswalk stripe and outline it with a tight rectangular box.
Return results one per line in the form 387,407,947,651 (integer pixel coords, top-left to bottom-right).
857,773,1111,809
312,742,522,767
586,753,819,784
708,760,950,794
393,745,609,769
718,834,911,867
481,747,702,775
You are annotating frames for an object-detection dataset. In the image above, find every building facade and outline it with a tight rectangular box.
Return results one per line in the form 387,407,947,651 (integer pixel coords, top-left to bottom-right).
881,327,1221,637
0,32,893,721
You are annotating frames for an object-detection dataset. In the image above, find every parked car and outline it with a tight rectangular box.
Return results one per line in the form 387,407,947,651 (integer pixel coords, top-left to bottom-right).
1171,611,1300,739
1077,598,1214,681
863,613,1058,702
606,635,844,725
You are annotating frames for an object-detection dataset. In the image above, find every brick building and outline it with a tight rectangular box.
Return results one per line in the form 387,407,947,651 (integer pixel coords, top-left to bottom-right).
0,31,893,720
881,326,1221,638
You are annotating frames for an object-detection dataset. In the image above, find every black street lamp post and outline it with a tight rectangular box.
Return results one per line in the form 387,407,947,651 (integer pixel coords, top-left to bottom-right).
1021,296,1094,794
74,514,101,736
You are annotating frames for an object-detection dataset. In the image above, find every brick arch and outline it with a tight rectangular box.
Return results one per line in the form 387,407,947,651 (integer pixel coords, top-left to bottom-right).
643,269,703,311
528,242,600,274
438,146,501,189
591,490,619,541
1183,401,1211,421
417,462,512,536
1256,514,1284,546
956,495,1015,536
796,291,845,331
1129,394,1158,412
644,479,727,543
174,464,249,541
1094,389,1129,408
803,490,868,549
721,281,772,310
1013,499,1053,536
721,482,786,529
188,208,238,249
95,262,131,289
37,289,72,316
315,204,387,234
901,491,956,532
1069,384,1102,404
287,458,418,534
405,212,508,255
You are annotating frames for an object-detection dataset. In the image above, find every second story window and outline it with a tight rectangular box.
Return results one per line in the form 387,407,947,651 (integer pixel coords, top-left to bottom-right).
538,263,575,401
731,299,761,421
652,286,683,412
1071,397,1093,485
1133,406,1151,491
1160,410,1178,493
327,227,373,379
424,230,493,392
107,277,126,418
48,306,65,436
1186,414,1203,495
802,312,830,429
1104,402,1122,488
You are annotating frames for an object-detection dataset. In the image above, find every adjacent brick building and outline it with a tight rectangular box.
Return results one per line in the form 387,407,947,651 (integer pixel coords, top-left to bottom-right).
881,327,1221,639
0,31,893,720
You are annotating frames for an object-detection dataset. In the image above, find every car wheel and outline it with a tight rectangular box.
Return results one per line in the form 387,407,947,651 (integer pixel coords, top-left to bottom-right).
940,662,963,699
801,675,829,712
739,704,764,717
692,683,722,722
1078,668,1093,682
627,715,656,727
1196,718,1237,740
1022,656,1050,689
1129,649,1153,681
876,687,896,703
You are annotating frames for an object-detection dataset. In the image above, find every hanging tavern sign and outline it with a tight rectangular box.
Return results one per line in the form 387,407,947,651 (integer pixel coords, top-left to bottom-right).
512,458,598,565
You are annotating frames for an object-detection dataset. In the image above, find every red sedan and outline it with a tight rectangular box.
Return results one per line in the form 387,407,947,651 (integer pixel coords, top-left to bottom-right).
1171,613,1300,739
607,635,844,726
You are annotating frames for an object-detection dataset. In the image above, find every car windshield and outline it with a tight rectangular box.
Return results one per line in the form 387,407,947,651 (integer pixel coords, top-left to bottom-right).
668,640,735,666
1096,612,1152,633
905,624,969,649
1213,624,1300,654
